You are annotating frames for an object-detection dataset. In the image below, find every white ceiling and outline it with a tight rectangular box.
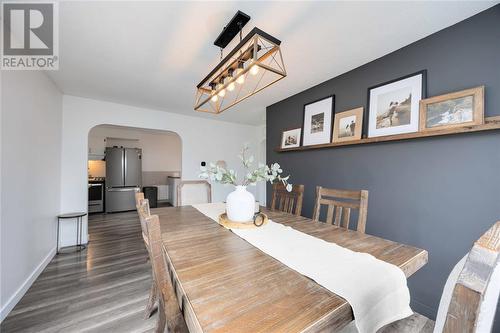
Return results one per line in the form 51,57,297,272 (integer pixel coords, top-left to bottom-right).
48,1,497,125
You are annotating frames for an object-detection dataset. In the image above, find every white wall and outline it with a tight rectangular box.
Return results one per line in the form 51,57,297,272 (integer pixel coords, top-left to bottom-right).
88,125,182,172
1,71,62,320
60,95,263,245
255,124,267,205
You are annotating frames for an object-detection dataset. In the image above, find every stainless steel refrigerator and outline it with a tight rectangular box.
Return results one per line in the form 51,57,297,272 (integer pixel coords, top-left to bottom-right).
105,147,142,213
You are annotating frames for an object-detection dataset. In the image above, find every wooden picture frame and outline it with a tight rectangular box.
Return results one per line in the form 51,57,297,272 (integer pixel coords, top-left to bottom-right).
365,70,427,138
332,107,364,143
302,95,335,146
280,128,301,149
419,86,484,132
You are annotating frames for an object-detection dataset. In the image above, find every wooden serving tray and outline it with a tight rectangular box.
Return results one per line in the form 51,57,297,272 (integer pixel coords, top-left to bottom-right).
218,212,268,229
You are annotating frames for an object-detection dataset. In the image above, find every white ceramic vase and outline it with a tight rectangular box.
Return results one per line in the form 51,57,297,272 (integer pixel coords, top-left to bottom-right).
226,185,255,222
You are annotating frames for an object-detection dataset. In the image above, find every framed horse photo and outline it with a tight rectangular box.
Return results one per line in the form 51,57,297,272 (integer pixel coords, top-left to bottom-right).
332,107,364,143
366,71,426,138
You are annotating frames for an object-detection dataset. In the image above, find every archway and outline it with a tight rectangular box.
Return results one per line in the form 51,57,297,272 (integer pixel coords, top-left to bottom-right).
87,124,183,212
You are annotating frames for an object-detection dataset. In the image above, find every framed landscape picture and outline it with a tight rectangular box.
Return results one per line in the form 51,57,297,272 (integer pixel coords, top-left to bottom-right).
366,70,426,138
280,128,301,149
302,95,334,146
419,86,484,132
332,107,364,143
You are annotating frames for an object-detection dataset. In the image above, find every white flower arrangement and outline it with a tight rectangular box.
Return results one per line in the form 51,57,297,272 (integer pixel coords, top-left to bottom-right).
199,146,292,192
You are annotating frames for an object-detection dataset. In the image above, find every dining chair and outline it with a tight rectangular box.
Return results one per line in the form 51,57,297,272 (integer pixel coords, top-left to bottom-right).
341,221,500,333
137,199,151,245
177,180,211,206
312,186,369,233
270,183,304,216
135,192,151,214
135,192,145,205
136,199,156,319
145,214,189,333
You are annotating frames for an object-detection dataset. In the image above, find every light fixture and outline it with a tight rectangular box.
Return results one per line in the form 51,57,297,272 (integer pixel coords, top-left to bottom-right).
194,11,286,114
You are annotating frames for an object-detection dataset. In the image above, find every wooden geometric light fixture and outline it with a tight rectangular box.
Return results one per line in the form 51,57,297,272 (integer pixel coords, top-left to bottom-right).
194,11,286,114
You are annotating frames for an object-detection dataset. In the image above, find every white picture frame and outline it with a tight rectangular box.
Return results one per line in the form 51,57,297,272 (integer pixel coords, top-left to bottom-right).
280,128,301,149
302,95,334,146
367,71,426,138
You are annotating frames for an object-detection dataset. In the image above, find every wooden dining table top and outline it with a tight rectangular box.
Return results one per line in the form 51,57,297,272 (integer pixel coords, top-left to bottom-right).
155,205,428,333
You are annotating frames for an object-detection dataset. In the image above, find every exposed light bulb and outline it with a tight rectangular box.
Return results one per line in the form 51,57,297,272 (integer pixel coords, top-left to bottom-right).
250,64,259,75
235,62,245,84
236,73,245,84
227,82,235,91
211,94,218,102
217,83,225,97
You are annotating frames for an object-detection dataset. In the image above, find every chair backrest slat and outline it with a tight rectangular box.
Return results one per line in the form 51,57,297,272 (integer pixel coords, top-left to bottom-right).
135,192,145,205
284,196,290,213
312,186,369,233
270,183,304,216
326,205,335,226
317,187,362,200
443,221,500,333
319,199,360,209
177,180,211,206
334,206,342,227
136,198,151,247
341,207,351,229
145,214,188,332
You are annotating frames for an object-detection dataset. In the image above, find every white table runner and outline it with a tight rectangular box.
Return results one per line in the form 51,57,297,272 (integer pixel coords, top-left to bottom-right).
192,203,413,333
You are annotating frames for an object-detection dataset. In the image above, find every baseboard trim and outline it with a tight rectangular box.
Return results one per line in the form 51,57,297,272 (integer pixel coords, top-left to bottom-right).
0,246,56,322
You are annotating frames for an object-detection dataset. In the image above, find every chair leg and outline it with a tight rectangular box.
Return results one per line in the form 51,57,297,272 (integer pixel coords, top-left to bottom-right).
145,281,158,319
155,298,166,333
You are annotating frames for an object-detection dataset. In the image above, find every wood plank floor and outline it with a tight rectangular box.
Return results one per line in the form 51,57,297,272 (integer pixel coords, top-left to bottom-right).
1,211,158,333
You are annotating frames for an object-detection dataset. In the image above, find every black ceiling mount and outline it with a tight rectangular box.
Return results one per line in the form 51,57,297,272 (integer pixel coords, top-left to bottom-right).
213,11,251,48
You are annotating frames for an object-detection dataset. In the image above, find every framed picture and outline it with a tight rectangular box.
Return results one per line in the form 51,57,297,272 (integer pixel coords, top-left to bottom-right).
366,70,426,138
332,107,364,143
302,95,335,146
280,128,301,149
419,86,484,132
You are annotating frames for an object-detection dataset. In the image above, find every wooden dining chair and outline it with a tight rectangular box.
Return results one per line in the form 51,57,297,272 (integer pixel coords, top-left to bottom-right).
436,220,500,333
136,199,156,319
135,192,151,215
341,221,500,333
270,183,304,216
135,192,145,205
177,180,211,206
145,214,188,333
312,186,369,233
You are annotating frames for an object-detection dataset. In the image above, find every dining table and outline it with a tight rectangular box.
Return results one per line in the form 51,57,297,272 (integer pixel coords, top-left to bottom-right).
155,204,428,333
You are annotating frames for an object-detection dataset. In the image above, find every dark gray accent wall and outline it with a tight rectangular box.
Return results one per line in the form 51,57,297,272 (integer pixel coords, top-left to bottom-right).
266,6,500,320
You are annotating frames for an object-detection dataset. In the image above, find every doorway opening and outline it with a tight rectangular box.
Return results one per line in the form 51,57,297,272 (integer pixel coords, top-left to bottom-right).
87,124,182,213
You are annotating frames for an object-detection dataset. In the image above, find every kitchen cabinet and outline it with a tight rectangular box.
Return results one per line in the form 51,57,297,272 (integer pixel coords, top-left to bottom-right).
88,135,106,160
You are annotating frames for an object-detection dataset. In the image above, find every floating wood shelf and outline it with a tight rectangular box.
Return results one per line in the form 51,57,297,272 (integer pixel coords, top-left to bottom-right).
275,117,500,152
